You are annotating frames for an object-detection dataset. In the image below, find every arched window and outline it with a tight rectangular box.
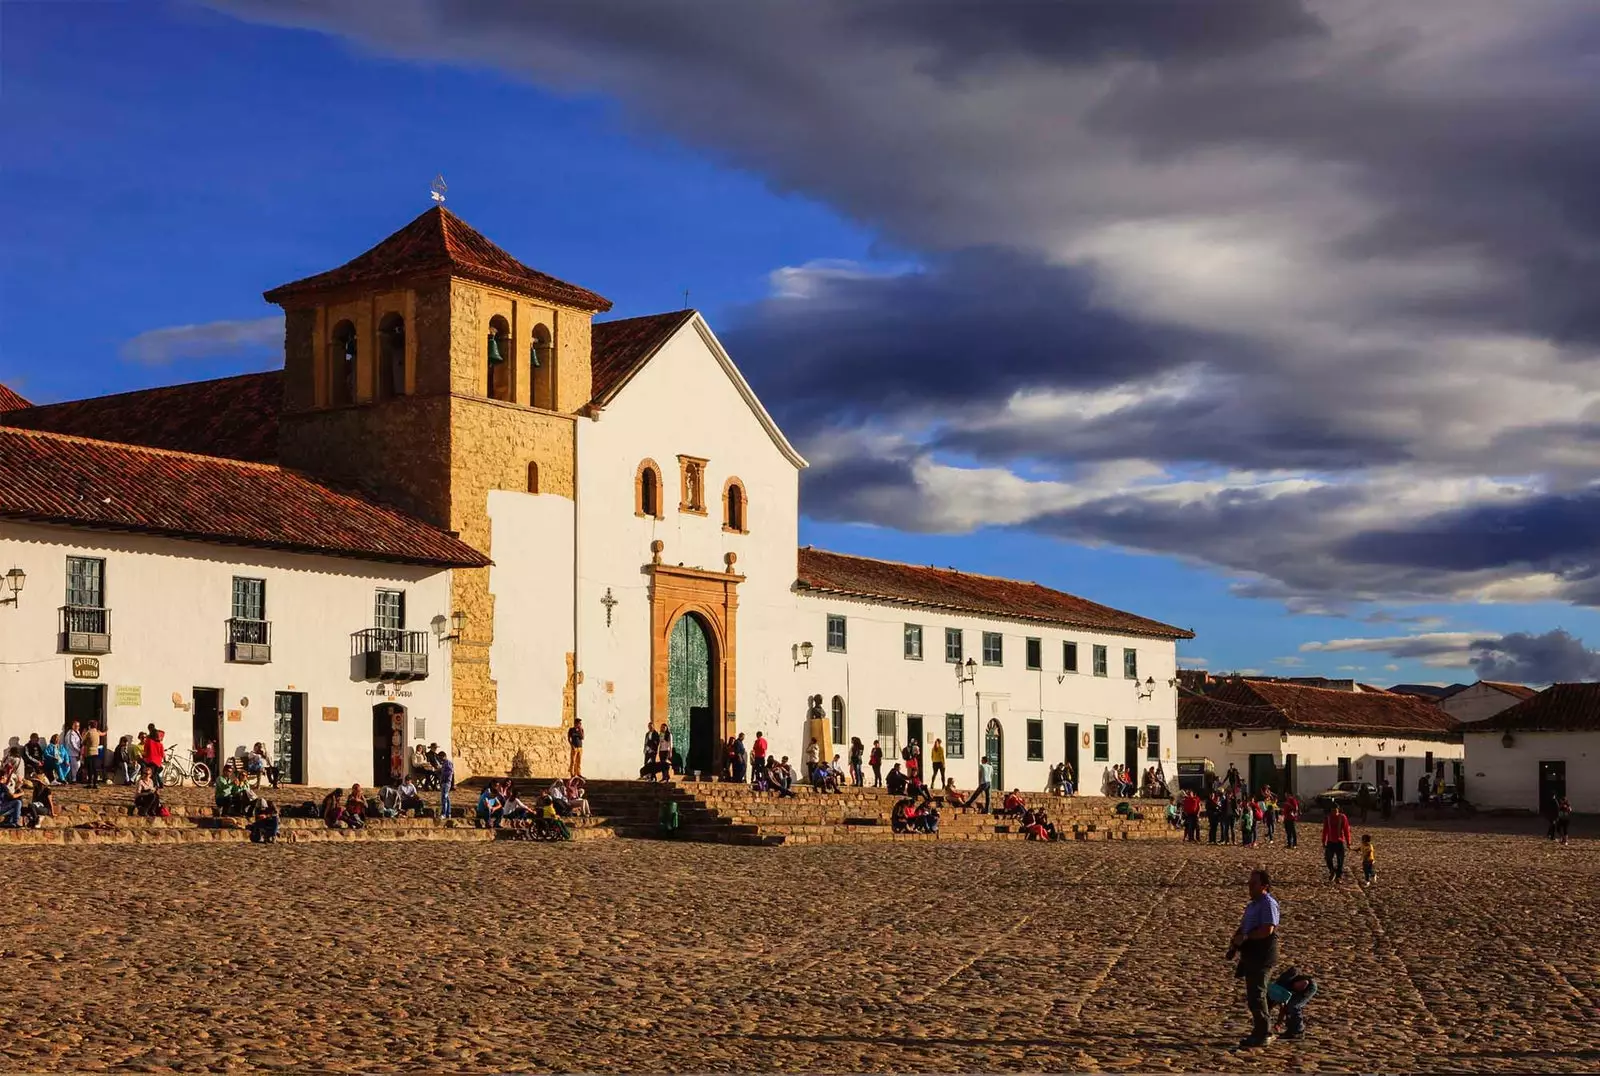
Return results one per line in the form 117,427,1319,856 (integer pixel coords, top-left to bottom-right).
378,312,405,400
330,320,357,407
723,477,747,533
636,459,664,519
487,315,512,402
527,461,540,494
830,695,846,747
530,323,553,410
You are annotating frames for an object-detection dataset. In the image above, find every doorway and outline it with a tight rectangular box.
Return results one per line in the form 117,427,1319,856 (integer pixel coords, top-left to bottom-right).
906,715,924,757
667,613,715,776
1283,753,1297,795
1248,753,1280,796
1064,722,1079,784
273,692,306,785
985,719,1004,790
193,687,222,776
373,704,405,787
1124,727,1140,782
1538,760,1566,813
64,684,106,763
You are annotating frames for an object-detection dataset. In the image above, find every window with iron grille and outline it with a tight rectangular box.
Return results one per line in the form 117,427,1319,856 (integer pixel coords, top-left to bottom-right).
945,627,963,664
827,614,847,653
1027,719,1044,761
876,710,898,756
982,631,1003,666
374,589,406,630
945,713,965,759
1093,644,1108,677
1063,641,1078,673
66,557,104,609
1025,637,1042,670
232,577,266,621
1093,724,1109,762
1124,647,1139,679
904,624,923,660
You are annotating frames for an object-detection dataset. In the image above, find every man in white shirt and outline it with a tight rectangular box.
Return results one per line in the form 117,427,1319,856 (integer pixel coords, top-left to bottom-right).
964,756,994,813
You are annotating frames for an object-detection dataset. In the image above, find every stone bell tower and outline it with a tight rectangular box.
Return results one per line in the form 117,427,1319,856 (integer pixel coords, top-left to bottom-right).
264,205,612,772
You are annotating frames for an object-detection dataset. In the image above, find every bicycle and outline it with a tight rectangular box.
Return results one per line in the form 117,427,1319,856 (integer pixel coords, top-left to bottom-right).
161,749,211,788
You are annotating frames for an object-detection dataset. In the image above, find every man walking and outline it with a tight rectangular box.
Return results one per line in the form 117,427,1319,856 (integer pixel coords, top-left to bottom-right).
1322,801,1351,882
964,755,993,813
81,720,101,789
1282,792,1299,849
567,717,584,778
437,750,455,819
1226,868,1281,1048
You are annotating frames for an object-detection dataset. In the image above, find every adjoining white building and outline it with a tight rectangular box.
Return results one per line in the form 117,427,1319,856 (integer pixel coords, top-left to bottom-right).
1438,680,1537,724
1461,683,1600,813
1,204,1193,789
0,427,484,788
1178,679,1463,801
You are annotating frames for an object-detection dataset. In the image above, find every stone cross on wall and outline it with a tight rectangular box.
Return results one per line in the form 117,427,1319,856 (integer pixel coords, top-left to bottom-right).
600,587,618,627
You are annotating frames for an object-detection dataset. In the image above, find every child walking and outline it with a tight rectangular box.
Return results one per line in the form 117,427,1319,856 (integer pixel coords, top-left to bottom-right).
1359,834,1377,887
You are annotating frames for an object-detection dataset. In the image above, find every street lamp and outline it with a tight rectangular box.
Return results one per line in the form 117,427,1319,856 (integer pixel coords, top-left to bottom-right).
956,657,976,685
0,566,24,607
1136,675,1156,700
793,641,813,669
432,610,467,643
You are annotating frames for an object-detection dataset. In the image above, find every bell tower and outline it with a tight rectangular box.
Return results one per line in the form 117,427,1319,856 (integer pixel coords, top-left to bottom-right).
265,205,612,773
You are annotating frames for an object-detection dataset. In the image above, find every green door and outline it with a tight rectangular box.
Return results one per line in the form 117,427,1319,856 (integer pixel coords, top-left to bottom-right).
985,719,1004,790
667,614,712,773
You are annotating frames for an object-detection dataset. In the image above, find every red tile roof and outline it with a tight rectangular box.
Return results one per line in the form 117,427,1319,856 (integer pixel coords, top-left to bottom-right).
263,206,611,312
796,547,1193,639
0,382,30,411
589,310,698,407
1480,680,1538,701
0,426,487,569
1179,679,1461,737
1459,683,1600,733
0,371,283,463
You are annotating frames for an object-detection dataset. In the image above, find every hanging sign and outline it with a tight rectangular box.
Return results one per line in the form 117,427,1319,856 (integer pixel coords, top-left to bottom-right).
71,657,100,680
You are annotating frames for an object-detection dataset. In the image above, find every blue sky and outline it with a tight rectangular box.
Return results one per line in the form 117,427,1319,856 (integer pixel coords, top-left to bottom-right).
7,1,1600,686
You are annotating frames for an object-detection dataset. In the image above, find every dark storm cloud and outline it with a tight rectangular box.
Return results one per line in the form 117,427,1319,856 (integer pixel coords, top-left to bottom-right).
214,0,1600,607
1471,629,1600,685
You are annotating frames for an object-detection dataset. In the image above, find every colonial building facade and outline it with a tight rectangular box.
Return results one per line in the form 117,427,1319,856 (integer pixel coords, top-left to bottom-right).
1,207,1192,789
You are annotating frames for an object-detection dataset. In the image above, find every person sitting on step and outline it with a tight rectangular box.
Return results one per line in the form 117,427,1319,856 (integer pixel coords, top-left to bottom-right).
215,764,259,817
768,757,798,798
885,763,907,797
249,800,280,843
344,785,369,829
394,775,426,816
321,788,349,828
535,795,572,841
475,784,504,828
502,786,534,824
942,778,969,813
996,789,1027,819
132,765,162,818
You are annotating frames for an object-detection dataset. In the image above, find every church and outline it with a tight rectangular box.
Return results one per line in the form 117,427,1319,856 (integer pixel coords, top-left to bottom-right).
0,206,1192,792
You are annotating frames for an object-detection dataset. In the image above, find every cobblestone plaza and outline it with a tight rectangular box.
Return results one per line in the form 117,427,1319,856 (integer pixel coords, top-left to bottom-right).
0,830,1594,1073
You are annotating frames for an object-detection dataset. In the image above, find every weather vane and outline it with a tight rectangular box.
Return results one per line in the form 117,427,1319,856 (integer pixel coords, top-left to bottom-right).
430,174,448,205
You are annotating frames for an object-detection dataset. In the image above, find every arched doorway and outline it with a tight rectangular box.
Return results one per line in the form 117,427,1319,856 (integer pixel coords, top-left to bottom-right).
373,703,406,788
986,718,1004,791
667,613,716,777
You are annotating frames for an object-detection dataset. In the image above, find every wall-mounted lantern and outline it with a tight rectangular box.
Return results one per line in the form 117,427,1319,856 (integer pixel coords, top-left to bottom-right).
956,657,976,685
432,611,467,644
0,566,24,607
792,641,813,669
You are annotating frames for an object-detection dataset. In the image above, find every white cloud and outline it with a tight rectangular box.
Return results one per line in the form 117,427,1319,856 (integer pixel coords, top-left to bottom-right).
120,316,283,366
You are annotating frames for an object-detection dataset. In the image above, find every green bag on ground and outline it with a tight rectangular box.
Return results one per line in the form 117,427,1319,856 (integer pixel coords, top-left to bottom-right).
659,799,679,836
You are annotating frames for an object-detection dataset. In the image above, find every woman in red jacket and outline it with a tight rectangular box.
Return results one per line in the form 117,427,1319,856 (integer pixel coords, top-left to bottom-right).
1321,802,1352,883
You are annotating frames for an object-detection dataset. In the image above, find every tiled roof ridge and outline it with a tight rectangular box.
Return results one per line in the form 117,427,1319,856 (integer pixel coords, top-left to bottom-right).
0,424,282,473
801,545,1055,587
3,369,277,414
0,381,31,410
1480,679,1536,696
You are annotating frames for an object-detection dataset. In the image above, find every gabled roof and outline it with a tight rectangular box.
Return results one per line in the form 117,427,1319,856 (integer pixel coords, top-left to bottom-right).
1179,679,1460,738
590,309,699,406
1460,683,1600,733
0,382,30,411
0,426,487,569
796,547,1193,640
263,206,611,312
0,371,283,463
1388,683,1457,700
1479,680,1538,701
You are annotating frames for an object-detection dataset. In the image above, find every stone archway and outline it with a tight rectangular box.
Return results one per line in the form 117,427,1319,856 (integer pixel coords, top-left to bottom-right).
649,559,741,777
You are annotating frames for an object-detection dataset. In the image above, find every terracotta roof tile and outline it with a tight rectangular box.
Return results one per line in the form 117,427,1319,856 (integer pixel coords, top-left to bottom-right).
0,427,487,569
0,371,282,463
1480,680,1538,700
796,547,1193,639
1179,679,1460,737
263,207,611,311
589,310,698,407
0,382,30,411
1459,682,1600,732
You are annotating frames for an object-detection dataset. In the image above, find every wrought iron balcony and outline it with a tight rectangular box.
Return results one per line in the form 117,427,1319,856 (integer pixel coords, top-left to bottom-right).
59,605,111,654
351,628,429,681
226,617,272,664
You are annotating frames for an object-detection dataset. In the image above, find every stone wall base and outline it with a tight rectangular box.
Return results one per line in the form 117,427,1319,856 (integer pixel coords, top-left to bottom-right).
454,723,567,779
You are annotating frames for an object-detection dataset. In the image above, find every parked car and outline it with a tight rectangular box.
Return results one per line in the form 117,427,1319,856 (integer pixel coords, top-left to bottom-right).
1314,780,1378,811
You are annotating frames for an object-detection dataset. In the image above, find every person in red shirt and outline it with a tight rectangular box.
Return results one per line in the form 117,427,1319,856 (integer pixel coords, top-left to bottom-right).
1282,794,1301,849
143,724,166,787
1321,802,1351,882
750,730,768,785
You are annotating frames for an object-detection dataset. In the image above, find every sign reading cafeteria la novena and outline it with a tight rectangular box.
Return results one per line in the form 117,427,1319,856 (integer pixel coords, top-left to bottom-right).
71,657,100,680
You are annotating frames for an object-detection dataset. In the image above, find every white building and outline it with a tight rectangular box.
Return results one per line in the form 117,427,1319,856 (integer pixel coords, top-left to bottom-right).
1,205,1193,790
1439,680,1537,724
1178,679,1463,800
0,428,481,788
1461,683,1600,813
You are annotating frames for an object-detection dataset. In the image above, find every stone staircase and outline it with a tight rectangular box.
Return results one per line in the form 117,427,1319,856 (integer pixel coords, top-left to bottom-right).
463,777,1180,846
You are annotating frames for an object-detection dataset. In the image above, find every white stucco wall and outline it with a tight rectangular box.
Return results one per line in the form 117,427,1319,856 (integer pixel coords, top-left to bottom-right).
1441,684,1528,725
487,489,575,725
0,521,453,788
801,595,1180,795
1179,725,1463,800
572,317,804,779
1464,730,1600,813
